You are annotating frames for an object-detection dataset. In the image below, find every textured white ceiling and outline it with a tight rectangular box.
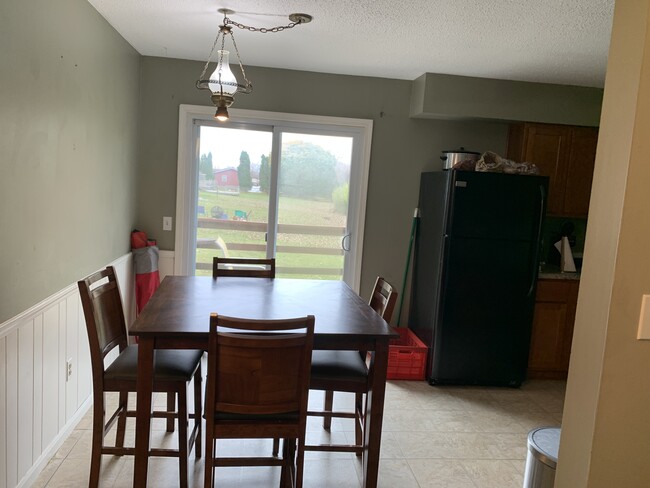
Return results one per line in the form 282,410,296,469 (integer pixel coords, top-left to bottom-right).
87,0,615,87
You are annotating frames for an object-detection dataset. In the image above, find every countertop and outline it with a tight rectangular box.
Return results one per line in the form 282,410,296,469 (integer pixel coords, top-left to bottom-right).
538,264,580,281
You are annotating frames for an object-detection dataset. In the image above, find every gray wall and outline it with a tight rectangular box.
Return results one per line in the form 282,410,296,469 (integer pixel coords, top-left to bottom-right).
0,0,141,322
137,57,509,318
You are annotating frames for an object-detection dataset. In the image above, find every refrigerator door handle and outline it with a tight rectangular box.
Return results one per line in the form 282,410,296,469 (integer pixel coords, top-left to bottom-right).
527,184,546,297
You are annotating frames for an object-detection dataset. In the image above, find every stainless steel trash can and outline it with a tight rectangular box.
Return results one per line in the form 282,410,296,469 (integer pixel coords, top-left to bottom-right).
523,427,560,488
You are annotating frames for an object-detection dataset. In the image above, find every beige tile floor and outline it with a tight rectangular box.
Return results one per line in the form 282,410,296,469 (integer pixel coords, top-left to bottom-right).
32,379,565,488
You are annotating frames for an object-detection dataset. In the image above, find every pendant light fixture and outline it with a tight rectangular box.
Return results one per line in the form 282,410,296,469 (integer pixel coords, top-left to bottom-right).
196,8,313,122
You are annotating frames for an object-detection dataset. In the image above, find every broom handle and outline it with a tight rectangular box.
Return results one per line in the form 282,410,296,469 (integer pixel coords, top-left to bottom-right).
396,208,419,326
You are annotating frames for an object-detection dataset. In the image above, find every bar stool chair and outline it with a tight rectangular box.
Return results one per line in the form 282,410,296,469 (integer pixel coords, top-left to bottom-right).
204,313,314,488
303,277,397,455
78,266,203,488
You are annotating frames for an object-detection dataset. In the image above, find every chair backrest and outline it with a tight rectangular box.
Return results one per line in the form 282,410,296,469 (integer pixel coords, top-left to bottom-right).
78,266,129,373
77,266,129,388
369,277,398,322
206,314,314,416
212,257,276,279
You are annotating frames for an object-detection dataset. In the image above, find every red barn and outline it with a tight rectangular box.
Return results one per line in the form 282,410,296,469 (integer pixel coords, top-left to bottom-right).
214,168,239,193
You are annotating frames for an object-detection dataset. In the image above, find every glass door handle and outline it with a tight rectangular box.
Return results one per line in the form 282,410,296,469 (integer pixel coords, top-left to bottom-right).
341,233,351,252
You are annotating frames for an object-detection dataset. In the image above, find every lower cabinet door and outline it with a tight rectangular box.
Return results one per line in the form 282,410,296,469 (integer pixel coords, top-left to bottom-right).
528,280,579,379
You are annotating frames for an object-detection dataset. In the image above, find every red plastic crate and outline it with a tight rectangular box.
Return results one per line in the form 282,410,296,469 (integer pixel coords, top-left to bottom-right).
387,328,428,380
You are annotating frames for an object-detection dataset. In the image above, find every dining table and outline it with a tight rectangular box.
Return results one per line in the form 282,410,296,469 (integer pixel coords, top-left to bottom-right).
129,275,398,488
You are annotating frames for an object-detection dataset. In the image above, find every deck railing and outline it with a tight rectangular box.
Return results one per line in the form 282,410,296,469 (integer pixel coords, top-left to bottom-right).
196,217,345,276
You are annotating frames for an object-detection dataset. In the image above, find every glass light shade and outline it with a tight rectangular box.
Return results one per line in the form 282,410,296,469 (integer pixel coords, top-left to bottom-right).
208,50,238,96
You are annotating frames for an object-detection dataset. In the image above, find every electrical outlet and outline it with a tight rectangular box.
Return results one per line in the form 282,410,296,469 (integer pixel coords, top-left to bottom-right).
163,216,173,231
66,358,73,381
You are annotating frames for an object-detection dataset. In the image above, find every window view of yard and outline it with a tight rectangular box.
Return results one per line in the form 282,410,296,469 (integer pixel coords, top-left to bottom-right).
196,125,352,279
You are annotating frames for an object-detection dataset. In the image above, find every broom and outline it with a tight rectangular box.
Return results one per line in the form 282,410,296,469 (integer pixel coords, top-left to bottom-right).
396,208,419,326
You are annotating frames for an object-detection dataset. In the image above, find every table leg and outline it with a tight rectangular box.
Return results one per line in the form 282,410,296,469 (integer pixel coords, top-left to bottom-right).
362,340,389,488
133,336,155,487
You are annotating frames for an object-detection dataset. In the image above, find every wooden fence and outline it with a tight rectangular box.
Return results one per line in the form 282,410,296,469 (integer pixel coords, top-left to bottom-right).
196,218,345,276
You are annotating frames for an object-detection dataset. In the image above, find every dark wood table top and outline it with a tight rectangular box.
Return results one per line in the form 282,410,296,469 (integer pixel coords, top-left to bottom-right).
129,276,398,343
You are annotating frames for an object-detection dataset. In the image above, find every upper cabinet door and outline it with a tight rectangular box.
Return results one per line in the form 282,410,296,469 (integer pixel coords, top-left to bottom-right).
521,124,571,216
564,127,599,217
507,122,598,218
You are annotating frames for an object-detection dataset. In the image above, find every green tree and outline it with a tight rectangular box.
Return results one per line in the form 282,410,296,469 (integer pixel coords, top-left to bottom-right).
237,151,252,191
199,152,214,179
332,183,349,214
279,142,338,199
259,154,271,193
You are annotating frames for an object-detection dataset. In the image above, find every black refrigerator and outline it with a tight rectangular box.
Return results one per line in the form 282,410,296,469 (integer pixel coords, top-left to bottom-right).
409,170,548,387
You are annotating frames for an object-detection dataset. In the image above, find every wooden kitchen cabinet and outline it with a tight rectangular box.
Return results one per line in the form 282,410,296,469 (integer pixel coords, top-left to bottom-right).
507,123,598,217
527,279,580,379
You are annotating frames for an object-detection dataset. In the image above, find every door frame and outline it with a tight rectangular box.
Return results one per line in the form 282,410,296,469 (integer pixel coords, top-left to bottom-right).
175,104,373,291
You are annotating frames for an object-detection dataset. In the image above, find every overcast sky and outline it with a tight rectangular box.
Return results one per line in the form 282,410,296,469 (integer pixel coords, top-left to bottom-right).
199,126,353,169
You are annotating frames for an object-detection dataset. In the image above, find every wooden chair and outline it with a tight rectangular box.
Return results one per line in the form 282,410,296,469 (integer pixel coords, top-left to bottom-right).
212,257,276,278
78,266,203,488
302,277,396,456
204,313,314,488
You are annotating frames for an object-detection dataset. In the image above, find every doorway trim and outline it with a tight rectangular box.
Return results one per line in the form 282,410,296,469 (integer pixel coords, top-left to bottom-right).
175,104,373,291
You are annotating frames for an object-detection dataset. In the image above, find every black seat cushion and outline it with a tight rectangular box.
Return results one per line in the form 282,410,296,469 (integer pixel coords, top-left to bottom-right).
310,350,368,385
104,345,203,382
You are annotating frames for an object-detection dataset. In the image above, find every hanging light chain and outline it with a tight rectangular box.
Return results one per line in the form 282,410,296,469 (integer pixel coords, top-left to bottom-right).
197,29,223,82
223,16,306,34
226,30,252,90
216,33,227,95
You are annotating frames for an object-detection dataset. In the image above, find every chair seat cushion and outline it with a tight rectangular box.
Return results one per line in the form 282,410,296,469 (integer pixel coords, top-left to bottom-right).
104,345,203,382
310,350,368,385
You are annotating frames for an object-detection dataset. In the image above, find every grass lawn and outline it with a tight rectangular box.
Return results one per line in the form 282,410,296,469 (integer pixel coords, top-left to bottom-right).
196,190,346,279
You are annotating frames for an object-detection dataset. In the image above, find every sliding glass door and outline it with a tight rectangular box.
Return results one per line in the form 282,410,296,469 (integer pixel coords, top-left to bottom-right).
273,131,353,279
194,123,273,275
176,106,372,289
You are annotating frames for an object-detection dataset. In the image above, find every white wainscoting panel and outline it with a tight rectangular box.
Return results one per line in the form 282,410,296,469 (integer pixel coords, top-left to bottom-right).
41,304,59,454
17,321,34,479
0,336,6,488
32,315,43,464
0,253,134,488
6,331,18,488
158,250,175,281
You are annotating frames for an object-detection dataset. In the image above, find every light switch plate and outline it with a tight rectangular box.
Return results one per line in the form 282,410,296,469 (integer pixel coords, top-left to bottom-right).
637,295,650,340
163,216,172,231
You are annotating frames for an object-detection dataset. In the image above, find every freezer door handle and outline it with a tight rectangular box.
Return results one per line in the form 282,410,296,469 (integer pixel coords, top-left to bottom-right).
527,184,546,297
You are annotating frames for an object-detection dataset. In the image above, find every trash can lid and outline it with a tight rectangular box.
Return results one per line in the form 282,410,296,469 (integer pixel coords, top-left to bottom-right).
527,427,561,469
